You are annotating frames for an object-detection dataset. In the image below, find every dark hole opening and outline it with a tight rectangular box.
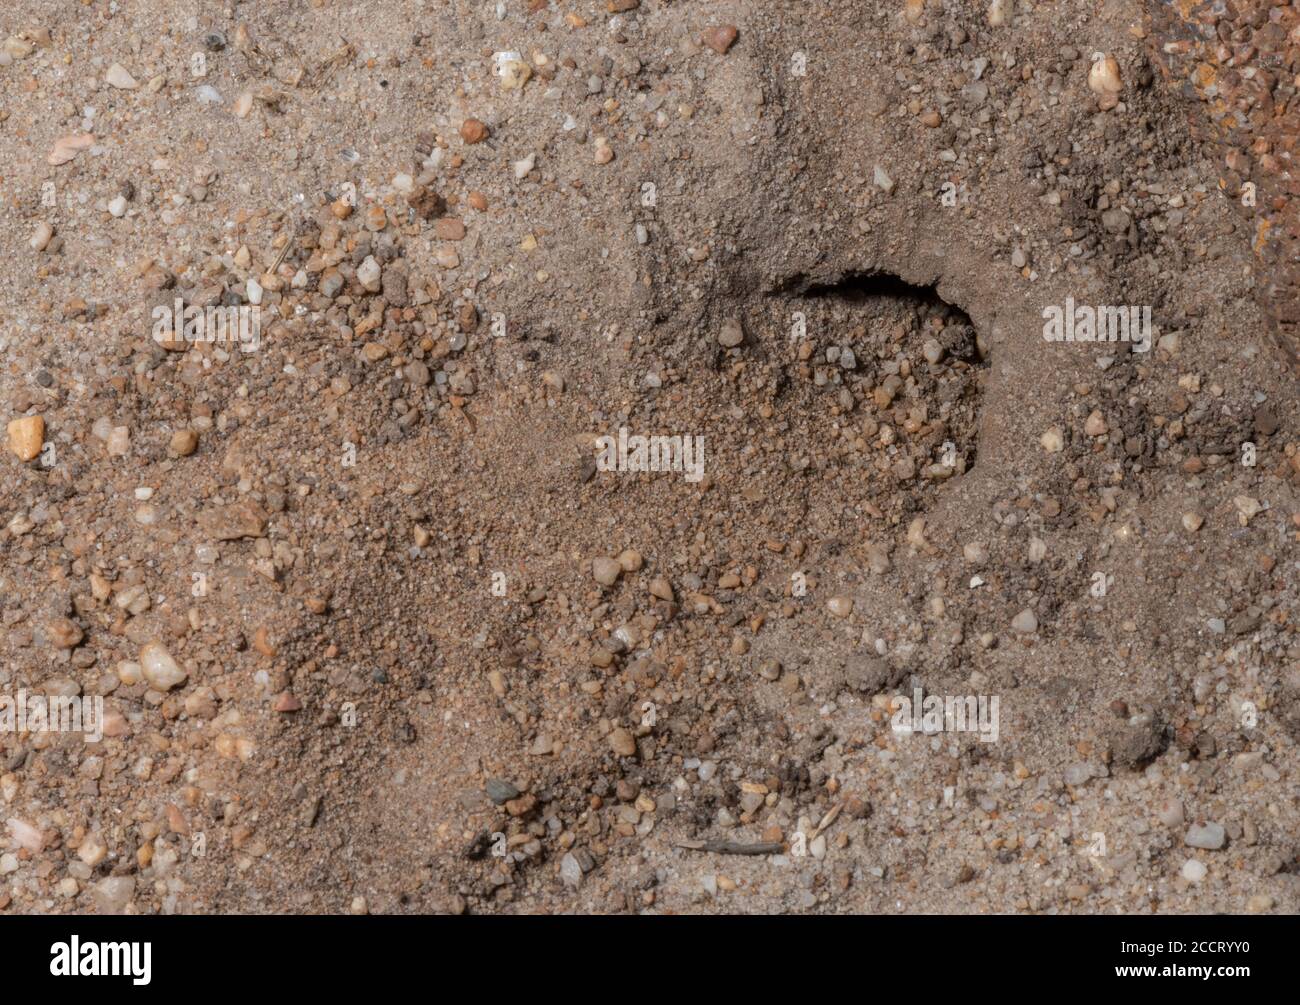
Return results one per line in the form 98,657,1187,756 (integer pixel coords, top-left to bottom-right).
797,271,953,309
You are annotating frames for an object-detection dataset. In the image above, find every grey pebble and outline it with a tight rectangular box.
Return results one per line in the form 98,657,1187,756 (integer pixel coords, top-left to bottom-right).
1063,762,1094,786
485,778,520,805
1185,822,1226,850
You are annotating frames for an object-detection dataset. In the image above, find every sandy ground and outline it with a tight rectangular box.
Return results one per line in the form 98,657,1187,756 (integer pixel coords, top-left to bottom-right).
0,0,1296,915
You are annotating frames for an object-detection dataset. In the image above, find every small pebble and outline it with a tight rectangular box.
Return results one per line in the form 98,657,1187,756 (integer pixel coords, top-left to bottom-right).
1011,608,1038,634
485,779,520,804
1181,859,1207,882
609,727,637,757
1184,822,1226,850
105,63,138,89
1088,55,1123,95
30,221,54,252
701,25,738,55
48,133,93,166
718,318,745,347
827,596,854,618
169,428,199,456
139,642,188,692
6,415,44,461
592,557,622,586
1063,762,1094,786
357,256,382,292
988,0,1012,26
